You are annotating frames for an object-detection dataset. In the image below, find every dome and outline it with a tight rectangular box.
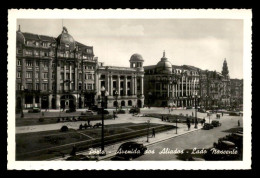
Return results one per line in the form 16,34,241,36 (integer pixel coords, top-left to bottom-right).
130,53,144,62
56,27,76,51
156,51,172,74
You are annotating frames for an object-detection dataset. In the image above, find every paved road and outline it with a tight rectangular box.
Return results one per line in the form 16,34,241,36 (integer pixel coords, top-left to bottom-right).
109,115,243,161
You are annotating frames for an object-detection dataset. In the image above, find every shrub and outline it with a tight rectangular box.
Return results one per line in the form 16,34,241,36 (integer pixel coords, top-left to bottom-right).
60,125,69,132
39,117,44,122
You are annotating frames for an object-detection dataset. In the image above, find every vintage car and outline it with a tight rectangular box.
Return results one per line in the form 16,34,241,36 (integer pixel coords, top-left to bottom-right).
66,107,76,113
203,123,214,130
93,122,102,128
97,109,109,115
129,107,140,114
28,107,41,113
112,142,147,160
81,110,94,116
211,120,222,127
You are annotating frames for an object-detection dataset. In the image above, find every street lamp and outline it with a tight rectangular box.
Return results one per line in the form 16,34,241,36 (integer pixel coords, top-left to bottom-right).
147,120,150,142
194,94,200,129
98,86,108,156
114,90,118,113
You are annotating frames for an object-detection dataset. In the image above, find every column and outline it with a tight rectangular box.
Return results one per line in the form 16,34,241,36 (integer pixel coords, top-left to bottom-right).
131,75,134,96
105,74,109,94
110,75,113,96
181,76,183,97
140,75,144,96
33,94,35,107
48,95,52,109
39,96,42,109
48,59,52,91
33,60,36,90
69,62,72,90
167,84,170,97
117,75,120,96
185,77,187,96
134,75,137,95
74,62,78,92
39,61,42,91
56,95,60,110
64,62,66,90
172,84,175,97
124,75,127,96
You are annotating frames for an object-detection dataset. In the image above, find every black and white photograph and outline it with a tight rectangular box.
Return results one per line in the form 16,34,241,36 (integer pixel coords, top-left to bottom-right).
7,9,252,170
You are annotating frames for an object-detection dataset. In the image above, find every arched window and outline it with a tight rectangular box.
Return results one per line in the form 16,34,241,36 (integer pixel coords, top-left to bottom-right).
128,100,132,106
113,101,118,107
121,100,125,107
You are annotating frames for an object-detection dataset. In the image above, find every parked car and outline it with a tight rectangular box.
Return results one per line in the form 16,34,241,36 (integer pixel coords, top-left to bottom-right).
89,105,99,112
112,142,147,160
229,112,240,116
129,107,140,114
203,123,214,130
186,106,192,109
198,108,206,113
81,110,94,116
97,109,109,115
66,107,76,113
28,107,41,113
211,120,221,127
93,122,102,128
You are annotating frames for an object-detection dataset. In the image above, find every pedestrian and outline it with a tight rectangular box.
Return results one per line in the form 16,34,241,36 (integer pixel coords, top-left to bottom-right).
152,128,155,137
88,119,90,125
203,118,206,125
238,120,240,127
113,111,116,120
42,112,44,116
161,116,164,121
79,123,83,130
187,118,191,131
192,112,194,117
222,112,224,117
84,123,88,129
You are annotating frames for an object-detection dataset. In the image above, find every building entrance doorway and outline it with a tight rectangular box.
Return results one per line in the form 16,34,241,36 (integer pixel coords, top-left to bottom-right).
60,95,75,110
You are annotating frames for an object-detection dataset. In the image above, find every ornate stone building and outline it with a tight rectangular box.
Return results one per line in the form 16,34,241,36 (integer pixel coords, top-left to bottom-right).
95,54,145,108
230,79,243,108
143,51,200,107
16,26,97,110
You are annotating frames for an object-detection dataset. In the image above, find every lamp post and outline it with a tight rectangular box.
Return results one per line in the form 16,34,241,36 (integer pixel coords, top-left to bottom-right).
147,120,150,142
194,94,200,129
114,90,118,113
98,86,108,156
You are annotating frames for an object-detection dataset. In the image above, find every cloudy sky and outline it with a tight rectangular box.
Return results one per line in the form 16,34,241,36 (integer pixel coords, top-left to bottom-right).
17,19,243,79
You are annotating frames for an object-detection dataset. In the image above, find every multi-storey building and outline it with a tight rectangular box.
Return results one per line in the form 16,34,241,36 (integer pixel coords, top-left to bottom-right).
95,54,145,108
230,79,243,108
199,60,231,109
143,51,200,107
16,26,97,110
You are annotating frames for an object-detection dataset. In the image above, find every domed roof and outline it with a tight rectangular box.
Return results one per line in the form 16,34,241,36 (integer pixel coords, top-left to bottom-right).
130,53,144,62
156,51,172,74
56,27,76,51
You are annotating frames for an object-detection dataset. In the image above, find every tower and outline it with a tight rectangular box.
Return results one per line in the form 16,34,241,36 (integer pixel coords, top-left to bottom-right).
222,58,229,78
129,53,144,69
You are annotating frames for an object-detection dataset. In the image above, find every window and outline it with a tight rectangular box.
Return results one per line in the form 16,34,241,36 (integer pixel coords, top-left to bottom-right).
52,73,55,79
43,73,48,79
43,61,48,68
17,71,21,78
17,83,22,90
26,72,32,78
66,73,70,80
17,49,22,54
42,42,48,47
156,83,160,90
43,52,48,57
26,83,33,90
61,73,64,80
17,59,21,66
35,72,39,79
78,74,82,80
52,63,56,68
88,74,92,80
78,83,82,90
87,84,92,90
35,42,39,46
36,83,39,90
34,50,39,56
43,83,48,90
84,74,87,80
36,61,39,67
26,60,33,66
113,81,117,88
25,50,33,56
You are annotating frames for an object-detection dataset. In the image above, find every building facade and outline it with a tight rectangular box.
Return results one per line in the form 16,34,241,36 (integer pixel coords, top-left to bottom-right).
230,79,243,109
144,51,200,107
16,26,97,110
95,54,145,108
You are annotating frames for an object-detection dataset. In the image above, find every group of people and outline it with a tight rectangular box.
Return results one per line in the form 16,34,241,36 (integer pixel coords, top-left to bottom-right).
79,120,91,130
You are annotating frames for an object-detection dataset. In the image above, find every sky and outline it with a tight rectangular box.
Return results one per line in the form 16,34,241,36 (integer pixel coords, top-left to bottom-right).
17,19,243,79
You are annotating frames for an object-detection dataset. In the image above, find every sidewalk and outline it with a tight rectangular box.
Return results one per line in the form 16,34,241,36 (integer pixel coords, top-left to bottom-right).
49,123,203,161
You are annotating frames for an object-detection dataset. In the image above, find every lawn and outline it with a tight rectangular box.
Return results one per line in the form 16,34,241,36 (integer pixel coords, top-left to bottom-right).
142,113,203,123
16,123,175,160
